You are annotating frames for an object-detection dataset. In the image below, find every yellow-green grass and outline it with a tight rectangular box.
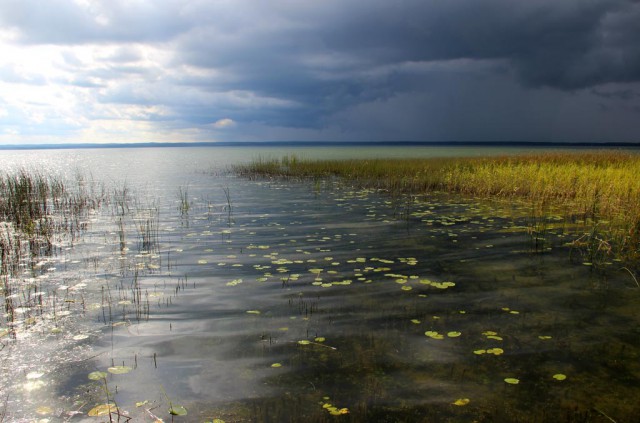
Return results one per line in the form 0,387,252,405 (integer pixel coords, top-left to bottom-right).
235,151,640,263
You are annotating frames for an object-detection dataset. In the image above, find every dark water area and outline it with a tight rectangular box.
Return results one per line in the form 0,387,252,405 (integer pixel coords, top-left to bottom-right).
0,146,639,422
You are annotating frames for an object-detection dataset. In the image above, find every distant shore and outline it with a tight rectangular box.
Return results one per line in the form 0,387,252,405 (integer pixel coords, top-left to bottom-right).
1,140,640,151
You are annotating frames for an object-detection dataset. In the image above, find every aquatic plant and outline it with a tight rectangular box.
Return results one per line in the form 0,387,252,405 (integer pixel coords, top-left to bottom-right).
177,185,190,216
0,170,106,337
234,151,640,264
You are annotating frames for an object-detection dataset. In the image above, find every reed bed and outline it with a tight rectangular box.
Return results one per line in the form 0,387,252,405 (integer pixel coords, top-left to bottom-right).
235,151,640,263
0,170,107,337
0,171,103,264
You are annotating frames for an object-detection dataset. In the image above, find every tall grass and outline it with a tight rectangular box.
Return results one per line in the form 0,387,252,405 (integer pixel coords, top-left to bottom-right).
234,151,640,263
0,170,103,268
0,170,105,334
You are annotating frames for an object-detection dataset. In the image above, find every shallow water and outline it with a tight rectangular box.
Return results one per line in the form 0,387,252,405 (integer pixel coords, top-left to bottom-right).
1,146,639,422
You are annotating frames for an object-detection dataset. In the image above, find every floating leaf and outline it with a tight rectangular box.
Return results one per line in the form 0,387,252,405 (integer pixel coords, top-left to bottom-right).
487,348,504,355
88,404,118,416
271,363,282,368
553,374,567,381
425,331,444,340
298,340,311,345
246,310,261,314
107,366,132,375
314,337,326,342
169,405,188,416
447,331,462,338
410,319,421,324
88,371,108,380
452,398,470,406
136,400,149,407
473,349,486,355
504,378,520,384
36,405,54,415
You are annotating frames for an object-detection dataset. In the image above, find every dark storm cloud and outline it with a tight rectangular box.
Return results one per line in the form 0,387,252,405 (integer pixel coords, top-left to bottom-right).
2,0,640,142
163,0,640,132
5,0,640,90
283,0,640,90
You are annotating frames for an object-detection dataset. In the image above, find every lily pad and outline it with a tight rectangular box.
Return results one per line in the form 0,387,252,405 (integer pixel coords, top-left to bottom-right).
88,404,118,416
504,378,520,384
169,405,188,416
107,366,132,375
552,373,567,381
425,331,444,340
452,398,470,406
35,405,54,415
88,371,108,380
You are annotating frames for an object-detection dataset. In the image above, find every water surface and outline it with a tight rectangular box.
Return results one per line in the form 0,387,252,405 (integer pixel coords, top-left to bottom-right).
0,146,638,422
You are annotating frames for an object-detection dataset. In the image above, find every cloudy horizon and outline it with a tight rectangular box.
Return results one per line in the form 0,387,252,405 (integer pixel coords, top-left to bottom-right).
1,0,640,145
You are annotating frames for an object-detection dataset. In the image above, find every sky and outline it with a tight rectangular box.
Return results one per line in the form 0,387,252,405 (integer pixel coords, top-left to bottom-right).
1,0,640,145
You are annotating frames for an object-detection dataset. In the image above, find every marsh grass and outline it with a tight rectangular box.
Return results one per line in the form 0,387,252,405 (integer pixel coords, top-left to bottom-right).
235,151,640,264
0,170,105,338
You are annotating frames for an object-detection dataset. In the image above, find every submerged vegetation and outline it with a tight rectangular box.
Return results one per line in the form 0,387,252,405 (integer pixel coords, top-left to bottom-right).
235,151,640,264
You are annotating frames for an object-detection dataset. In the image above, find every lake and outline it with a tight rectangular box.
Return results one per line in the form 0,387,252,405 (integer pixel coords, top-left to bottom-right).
1,145,639,422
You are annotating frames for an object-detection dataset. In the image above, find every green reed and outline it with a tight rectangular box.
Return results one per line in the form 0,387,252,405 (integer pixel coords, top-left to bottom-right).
234,151,640,264
0,170,106,334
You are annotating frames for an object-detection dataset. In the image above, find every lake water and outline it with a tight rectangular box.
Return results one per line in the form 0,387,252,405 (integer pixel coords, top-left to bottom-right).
1,146,639,422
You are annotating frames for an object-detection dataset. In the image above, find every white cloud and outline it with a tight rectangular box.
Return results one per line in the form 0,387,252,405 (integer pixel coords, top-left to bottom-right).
212,118,236,129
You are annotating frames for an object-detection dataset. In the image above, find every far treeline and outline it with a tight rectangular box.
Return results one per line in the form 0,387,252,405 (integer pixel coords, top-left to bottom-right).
234,151,640,266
